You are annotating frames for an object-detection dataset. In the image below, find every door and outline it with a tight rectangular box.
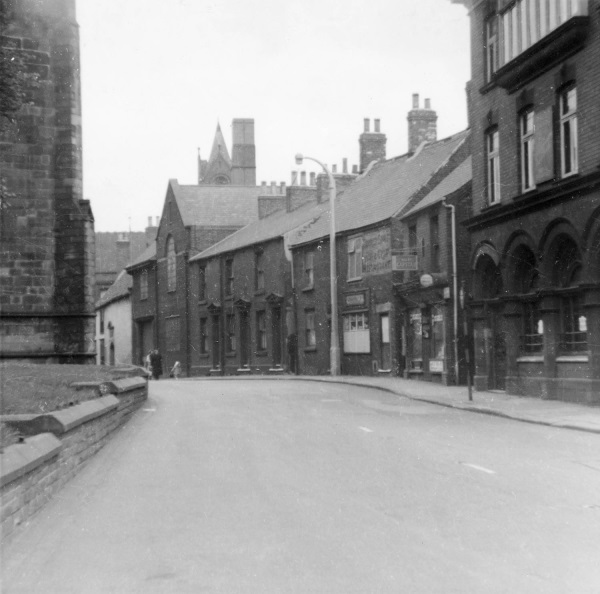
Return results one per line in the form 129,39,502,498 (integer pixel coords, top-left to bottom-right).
490,307,507,390
211,315,220,369
380,314,391,370
240,310,250,367
272,307,282,366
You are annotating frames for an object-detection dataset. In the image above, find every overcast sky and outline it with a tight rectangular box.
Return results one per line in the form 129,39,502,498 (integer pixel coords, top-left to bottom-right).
78,0,470,232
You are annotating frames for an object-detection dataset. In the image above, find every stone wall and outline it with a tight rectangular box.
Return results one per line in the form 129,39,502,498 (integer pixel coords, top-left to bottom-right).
0,377,147,542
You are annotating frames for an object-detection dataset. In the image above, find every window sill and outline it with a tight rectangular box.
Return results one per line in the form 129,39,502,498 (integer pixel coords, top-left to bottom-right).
482,201,503,212
516,355,543,363
556,354,589,363
302,285,314,293
343,352,371,355
304,346,317,352
198,299,207,306
254,290,265,296
347,277,363,283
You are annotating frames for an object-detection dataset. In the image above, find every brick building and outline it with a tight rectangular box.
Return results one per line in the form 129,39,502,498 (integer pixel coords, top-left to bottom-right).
0,0,95,362
187,175,354,376
126,119,266,372
289,109,471,380
452,0,600,401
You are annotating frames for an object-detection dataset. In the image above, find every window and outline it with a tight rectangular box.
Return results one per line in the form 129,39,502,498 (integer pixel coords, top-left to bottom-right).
347,236,363,280
304,251,314,288
343,312,370,354
256,311,267,351
487,129,501,204
99,338,105,365
198,266,206,301
226,314,236,352
140,270,148,300
486,16,499,82
305,310,316,347
199,318,208,354
255,251,264,292
167,236,176,292
225,259,233,296
521,301,543,353
559,86,578,177
560,295,587,352
521,110,535,191
500,0,587,65
166,317,180,352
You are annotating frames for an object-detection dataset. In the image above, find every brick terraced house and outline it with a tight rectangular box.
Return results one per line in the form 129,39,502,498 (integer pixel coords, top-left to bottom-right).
452,0,600,401
289,107,472,382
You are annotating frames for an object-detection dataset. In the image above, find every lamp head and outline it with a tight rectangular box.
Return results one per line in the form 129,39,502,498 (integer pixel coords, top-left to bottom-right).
295,153,304,165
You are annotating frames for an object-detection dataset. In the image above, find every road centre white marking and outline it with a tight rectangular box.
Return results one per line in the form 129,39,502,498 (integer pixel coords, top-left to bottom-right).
460,462,496,474
359,426,373,433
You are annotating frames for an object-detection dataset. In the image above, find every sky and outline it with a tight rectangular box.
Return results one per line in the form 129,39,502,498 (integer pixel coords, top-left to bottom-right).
77,0,471,232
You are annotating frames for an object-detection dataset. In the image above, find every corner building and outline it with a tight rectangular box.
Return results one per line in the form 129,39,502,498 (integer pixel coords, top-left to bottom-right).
453,0,600,401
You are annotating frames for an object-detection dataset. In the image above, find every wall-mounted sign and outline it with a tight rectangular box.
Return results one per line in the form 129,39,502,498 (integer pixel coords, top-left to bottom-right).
429,360,444,373
363,228,392,275
420,274,434,288
392,253,418,271
345,293,366,307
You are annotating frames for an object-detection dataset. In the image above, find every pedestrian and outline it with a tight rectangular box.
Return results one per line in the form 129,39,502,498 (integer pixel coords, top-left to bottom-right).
170,361,181,379
150,349,163,380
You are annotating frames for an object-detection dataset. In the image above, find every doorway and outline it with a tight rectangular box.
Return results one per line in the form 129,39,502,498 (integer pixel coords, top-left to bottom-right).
211,315,220,369
380,313,391,371
240,310,250,367
272,307,282,366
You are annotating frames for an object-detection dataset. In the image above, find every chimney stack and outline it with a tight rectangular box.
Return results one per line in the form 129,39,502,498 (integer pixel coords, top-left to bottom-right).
343,158,348,174
310,172,316,186
407,94,437,153
359,117,387,173
300,171,307,186
147,216,152,227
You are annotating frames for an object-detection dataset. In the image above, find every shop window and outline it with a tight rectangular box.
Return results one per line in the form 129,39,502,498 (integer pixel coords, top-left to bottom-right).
559,86,578,178
520,109,535,191
304,251,314,288
199,318,208,354
256,310,267,351
198,266,206,301
255,251,265,292
487,129,501,205
226,314,236,352
225,259,234,297
167,236,176,292
347,236,363,280
343,312,370,354
140,270,148,300
305,310,316,347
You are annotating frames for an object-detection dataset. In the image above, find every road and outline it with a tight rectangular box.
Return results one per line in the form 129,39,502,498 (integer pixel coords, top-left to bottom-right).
2,379,600,593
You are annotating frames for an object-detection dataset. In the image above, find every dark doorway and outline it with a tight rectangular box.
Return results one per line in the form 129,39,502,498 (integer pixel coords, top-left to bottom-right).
272,307,282,366
240,310,250,367
211,315,220,369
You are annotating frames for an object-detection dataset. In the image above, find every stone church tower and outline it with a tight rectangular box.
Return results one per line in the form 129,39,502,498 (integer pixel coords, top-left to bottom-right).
0,0,96,362
197,119,256,186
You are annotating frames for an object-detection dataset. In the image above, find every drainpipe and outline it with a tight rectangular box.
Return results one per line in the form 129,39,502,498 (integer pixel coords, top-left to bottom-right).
443,200,460,385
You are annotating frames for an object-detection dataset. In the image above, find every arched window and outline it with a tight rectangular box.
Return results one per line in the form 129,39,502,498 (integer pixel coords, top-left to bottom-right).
473,254,502,300
167,236,176,292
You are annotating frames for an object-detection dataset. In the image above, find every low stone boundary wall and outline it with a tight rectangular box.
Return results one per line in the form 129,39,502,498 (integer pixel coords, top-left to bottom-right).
0,377,147,542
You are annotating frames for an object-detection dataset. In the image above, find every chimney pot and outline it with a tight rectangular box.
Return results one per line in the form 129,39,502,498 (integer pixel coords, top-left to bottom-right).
332,164,337,174
343,158,348,173
155,216,160,226
271,181,276,194
364,118,370,132
300,171,307,186
147,216,152,227
413,93,419,109
352,165,358,174
261,181,267,190
280,181,286,194
374,119,380,133
425,98,431,109
310,172,316,186
291,171,298,185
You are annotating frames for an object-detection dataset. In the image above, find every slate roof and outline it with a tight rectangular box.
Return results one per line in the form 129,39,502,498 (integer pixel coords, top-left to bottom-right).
190,199,329,262
401,157,472,218
126,242,156,270
96,270,132,309
170,180,261,228
95,232,148,274
288,130,469,247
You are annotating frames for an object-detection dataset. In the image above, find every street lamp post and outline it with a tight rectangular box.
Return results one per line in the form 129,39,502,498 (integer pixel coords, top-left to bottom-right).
295,154,341,376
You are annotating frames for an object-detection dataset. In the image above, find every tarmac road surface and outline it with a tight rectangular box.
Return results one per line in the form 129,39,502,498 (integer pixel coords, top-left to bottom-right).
3,379,600,593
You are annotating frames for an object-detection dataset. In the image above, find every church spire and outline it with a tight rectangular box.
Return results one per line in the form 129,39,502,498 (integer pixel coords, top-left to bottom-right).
208,123,232,167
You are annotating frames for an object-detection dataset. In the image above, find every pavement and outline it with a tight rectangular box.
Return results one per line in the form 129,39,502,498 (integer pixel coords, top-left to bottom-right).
192,374,600,435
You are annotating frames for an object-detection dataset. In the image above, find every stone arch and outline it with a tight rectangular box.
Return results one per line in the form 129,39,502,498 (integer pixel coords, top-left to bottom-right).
472,242,503,300
538,220,582,288
503,232,539,295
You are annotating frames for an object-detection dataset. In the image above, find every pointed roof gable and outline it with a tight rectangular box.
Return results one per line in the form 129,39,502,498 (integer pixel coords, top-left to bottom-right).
208,123,232,167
